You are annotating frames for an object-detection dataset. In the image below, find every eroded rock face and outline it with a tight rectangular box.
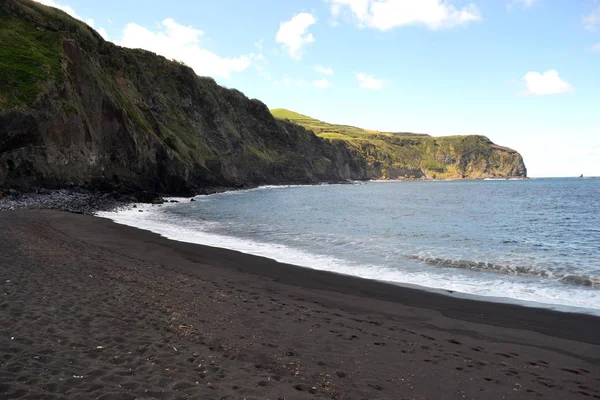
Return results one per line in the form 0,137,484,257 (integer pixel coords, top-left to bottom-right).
0,0,525,195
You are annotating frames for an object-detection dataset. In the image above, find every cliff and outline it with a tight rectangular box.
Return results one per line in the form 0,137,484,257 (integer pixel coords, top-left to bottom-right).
0,0,367,195
271,109,527,180
0,0,525,197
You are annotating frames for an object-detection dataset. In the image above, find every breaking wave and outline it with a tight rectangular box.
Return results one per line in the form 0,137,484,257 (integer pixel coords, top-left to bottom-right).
412,256,600,288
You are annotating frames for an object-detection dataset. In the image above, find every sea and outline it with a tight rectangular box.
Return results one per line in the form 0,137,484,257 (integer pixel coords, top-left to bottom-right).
98,178,600,315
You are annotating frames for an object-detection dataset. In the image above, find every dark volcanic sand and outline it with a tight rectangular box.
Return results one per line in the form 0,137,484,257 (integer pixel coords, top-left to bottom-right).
1,210,599,399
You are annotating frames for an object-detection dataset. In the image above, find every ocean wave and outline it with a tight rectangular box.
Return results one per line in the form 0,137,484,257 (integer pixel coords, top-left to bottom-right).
412,256,600,288
96,205,600,312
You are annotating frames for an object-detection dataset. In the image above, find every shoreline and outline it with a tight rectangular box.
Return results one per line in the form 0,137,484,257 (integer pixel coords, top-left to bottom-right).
14,208,600,342
99,194,600,318
2,181,596,315
0,175,532,211
92,211,600,344
2,209,599,399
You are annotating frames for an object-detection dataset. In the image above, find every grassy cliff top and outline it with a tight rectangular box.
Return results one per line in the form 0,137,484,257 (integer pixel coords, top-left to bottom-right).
270,108,509,148
270,108,433,141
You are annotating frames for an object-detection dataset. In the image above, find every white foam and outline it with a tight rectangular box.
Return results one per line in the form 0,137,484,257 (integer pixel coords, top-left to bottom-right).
97,203,600,315
208,184,325,196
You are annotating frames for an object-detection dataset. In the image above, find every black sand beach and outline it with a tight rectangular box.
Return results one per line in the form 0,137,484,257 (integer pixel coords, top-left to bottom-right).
1,209,599,399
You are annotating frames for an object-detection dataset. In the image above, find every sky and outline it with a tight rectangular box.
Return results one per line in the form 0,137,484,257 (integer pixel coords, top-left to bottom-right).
35,0,600,177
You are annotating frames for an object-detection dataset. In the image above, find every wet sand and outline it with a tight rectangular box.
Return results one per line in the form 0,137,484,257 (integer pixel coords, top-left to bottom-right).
1,209,599,399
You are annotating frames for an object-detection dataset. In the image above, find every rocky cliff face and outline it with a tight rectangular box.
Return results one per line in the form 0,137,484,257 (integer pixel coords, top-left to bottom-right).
0,0,368,195
341,136,527,180
0,0,525,196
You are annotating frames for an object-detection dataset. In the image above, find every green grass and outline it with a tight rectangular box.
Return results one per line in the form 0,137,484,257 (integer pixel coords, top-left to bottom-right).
0,9,63,108
319,132,356,141
271,108,428,141
270,108,314,122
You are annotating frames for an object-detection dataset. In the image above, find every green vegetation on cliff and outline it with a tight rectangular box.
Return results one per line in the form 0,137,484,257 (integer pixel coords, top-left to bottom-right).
0,0,525,196
0,7,62,108
271,109,526,180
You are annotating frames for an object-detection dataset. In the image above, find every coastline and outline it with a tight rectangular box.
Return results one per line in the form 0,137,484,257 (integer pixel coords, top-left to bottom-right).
2,182,595,314
0,175,530,212
1,209,599,399
99,192,600,316
93,209,600,340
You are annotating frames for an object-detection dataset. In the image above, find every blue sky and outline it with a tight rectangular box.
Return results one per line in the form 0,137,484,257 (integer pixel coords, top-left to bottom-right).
37,0,600,177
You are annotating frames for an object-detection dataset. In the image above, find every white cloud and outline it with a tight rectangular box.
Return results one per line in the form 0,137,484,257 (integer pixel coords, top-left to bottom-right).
523,70,574,96
355,72,384,89
276,13,317,59
313,78,330,88
118,19,252,79
584,6,600,32
594,43,600,53
314,65,334,75
329,0,481,30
